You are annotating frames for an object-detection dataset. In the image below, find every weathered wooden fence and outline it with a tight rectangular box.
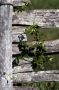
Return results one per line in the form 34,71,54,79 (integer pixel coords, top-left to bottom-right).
12,0,59,85
0,0,59,90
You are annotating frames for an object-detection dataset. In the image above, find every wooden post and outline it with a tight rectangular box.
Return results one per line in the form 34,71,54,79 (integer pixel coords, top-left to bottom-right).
0,0,14,89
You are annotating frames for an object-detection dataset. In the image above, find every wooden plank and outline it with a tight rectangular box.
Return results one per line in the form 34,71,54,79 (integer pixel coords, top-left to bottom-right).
12,44,21,54
12,39,59,54
13,70,59,82
13,0,30,6
13,58,33,73
12,26,27,42
12,26,26,42
12,59,59,74
12,26,26,34
12,10,59,27
12,58,59,74
12,26,59,54
13,60,59,82
12,26,59,43
0,0,13,89
44,40,59,53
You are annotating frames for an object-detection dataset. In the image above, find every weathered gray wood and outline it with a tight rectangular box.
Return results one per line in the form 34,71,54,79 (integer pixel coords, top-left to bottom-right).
0,0,14,90
13,59,59,82
12,5,59,83
12,26,59,43
12,44,21,55
13,59,32,73
12,26,59,54
12,32,27,42
44,40,59,53
12,26,26,34
13,61,59,73
13,0,30,6
12,39,59,54
12,26,26,42
13,70,59,82
0,0,12,3
13,10,59,27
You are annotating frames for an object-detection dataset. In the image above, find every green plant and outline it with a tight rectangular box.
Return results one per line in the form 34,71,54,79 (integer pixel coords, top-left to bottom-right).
13,24,53,71
25,24,53,71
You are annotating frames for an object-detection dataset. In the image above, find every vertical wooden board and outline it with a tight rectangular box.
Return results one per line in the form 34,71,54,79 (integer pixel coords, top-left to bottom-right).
0,1,14,90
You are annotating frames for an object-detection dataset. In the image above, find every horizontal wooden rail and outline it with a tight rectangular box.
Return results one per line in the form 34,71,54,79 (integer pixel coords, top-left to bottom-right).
13,10,59,27
12,26,59,54
13,59,59,82
12,39,59,55
12,2,59,83
13,59,33,74
12,25,59,42
13,70,59,82
12,57,59,74
13,86,37,90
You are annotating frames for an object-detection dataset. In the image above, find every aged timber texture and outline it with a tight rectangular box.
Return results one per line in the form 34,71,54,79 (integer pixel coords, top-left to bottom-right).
0,0,14,90
13,10,59,27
